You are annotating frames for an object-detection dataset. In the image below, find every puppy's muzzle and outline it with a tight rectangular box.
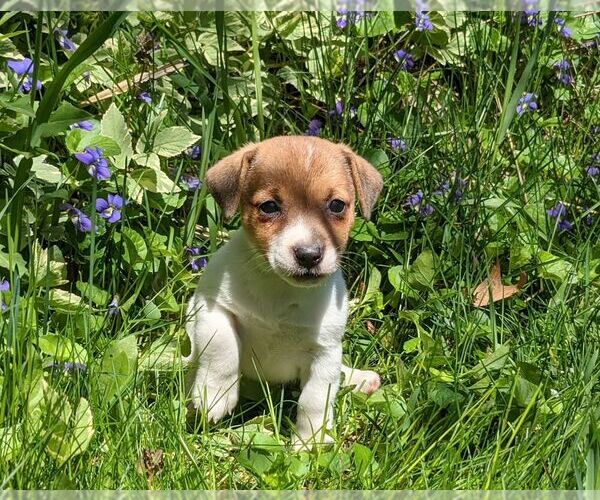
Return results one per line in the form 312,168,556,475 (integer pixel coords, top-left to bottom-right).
293,244,323,269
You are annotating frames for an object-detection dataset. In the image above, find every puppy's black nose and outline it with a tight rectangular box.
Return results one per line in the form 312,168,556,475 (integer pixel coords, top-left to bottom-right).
294,245,323,269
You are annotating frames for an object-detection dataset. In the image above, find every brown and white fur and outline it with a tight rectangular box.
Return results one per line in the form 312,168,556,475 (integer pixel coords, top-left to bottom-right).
185,136,383,449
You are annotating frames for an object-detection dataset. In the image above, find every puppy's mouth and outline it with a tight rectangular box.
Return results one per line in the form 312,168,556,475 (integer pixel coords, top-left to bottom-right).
280,269,329,287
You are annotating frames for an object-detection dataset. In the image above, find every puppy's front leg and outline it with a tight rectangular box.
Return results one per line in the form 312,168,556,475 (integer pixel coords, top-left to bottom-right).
185,297,241,423
293,350,342,450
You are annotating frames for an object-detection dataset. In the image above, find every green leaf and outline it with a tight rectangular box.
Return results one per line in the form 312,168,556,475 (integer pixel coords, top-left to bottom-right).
30,155,65,184
141,300,161,321
101,103,133,169
151,126,200,158
407,250,436,291
46,397,94,465
96,336,138,403
139,337,181,371
131,168,180,194
121,227,148,270
34,102,92,141
76,281,110,307
48,289,86,313
357,11,396,37
37,334,87,364
538,250,576,283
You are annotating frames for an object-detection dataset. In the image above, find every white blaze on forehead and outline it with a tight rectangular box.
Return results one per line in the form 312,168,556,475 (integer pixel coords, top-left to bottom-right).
304,143,315,171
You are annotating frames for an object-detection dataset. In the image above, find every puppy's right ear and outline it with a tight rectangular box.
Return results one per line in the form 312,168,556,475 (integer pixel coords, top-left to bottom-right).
205,144,256,220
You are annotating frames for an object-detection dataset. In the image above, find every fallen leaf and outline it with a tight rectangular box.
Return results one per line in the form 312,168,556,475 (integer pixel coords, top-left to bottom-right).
137,448,164,484
80,61,187,106
473,261,527,307
365,320,377,335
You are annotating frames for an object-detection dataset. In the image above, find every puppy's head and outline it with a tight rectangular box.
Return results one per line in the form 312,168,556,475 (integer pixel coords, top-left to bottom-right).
206,136,383,287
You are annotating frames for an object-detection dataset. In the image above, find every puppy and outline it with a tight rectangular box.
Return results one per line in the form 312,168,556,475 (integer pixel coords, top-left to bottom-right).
185,136,383,448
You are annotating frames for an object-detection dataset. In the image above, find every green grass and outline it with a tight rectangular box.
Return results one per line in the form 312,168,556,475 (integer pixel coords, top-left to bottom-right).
0,10,599,489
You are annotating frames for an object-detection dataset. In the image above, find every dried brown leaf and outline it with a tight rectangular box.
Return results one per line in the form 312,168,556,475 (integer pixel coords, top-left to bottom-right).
80,61,187,106
473,261,527,308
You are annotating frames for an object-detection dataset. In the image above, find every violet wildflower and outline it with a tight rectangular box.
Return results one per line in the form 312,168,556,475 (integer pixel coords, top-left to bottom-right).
70,120,94,131
7,57,34,76
60,204,93,233
557,219,573,232
55,29,76,51
96,194,124,223
406,190,424,207
75,146,111,181
516,93,538,116
555,17,572,38
19,76,42,94
306,118,322,137
0,279,9,313
138,91,152,104
587,166,599,177
420,203,434,216
186,144,202,160
389,138,408,152
330,101,344,117
521,1,542,27
49,361,88,374
181,175,201,191
547,202,567,218
434,180,451,196
108,295,120,316
415,11,434,32
554,59,573,86
394,49,415,71
454,178,468,200
336,16,349,29
186,247,208,272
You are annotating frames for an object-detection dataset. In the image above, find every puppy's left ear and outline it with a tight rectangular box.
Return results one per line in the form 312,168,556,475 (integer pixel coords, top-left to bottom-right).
341,146,384,220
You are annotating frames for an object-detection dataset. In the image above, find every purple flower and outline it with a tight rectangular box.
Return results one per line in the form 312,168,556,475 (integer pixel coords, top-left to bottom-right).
516,93,538,116
420,203,434,216
75,146,111,181
138,92,152,104
389,138,408,152
55,29,76,51
186,247,208,272
415,11,434,32
554,59,573,86
547,202,567,218
521,2,542,27
0,279,9,292
70,120,94,131
406,189,424,207
181,175,201,191
96,194,124,223
1,302,7,313
330,101,344,117
306,118,322,137
555,17,572,38
584,210,593,226
186,144,202,160
7,57,34,76
61,204,93,233
336,16,349,29
587,166,599,177
454,178,468,200
434,180,451,196
49,361,88,374
393,50,415,71
557,219,573,232
108,296,120,316
20,76,42,93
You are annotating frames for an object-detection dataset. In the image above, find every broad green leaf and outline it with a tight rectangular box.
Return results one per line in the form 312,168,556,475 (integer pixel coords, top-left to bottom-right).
96,336,138,403
37,334,87,363
538,250,576,283
131,168,180,194
31,155,65,184
34,102,92,141
32,241,68,286
47,398,94,465
76,281,110,307
139,338,181,371
152,126,200,158
121,227,148,270
408,250,436,290
101,103,133,169
141,300,161,321
48,289,85,313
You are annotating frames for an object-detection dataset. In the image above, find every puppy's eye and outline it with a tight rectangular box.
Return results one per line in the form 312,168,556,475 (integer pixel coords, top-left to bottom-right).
259,200,281,215
328,199,346,214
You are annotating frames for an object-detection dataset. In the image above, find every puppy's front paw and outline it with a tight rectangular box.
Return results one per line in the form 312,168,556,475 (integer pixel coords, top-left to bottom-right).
186,384,238,423
344,368,381,395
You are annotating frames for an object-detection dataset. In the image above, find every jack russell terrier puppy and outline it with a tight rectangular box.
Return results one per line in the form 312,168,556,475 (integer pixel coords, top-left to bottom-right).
185,135,383,448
